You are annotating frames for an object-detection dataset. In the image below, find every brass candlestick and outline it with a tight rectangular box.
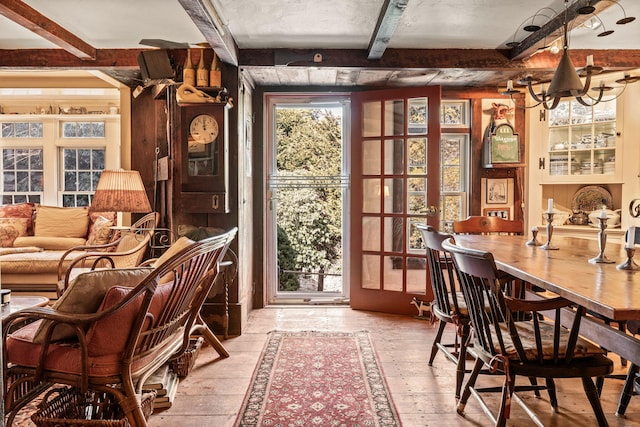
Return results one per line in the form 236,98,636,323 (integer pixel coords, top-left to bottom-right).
617,247,639,270
589,216,615,264
540,212,558,250
525,226,541,246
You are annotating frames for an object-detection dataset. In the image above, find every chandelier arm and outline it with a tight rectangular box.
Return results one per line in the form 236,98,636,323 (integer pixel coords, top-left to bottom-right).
541,96,561,111
580,73,593,96
526,82,544,103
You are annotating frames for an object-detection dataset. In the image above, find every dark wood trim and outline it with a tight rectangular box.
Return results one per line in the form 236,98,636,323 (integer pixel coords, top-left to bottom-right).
0,0,96,60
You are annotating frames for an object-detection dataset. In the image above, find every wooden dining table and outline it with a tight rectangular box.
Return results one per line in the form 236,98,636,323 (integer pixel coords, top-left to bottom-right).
453,233,640,414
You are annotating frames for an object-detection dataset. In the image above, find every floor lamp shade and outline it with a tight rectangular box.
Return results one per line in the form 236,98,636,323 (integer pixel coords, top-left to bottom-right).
91,169,152,213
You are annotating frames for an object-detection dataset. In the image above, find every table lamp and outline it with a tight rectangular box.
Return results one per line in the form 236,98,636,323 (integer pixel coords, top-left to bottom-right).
90,169,152,222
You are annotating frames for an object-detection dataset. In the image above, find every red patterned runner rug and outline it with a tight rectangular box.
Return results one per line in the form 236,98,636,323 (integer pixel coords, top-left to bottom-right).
235,330,401,427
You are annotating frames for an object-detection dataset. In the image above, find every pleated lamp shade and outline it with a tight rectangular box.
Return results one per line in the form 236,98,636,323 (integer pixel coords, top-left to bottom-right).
91,169,152,213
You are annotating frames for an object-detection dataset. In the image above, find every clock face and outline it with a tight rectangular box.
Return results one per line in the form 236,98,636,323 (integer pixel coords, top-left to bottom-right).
189,114,219,144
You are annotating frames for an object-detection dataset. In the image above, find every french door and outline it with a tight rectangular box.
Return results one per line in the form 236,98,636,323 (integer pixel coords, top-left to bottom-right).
350,86,441,315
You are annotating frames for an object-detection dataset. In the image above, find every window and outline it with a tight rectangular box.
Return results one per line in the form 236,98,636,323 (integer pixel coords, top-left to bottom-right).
61,121,106,138
61,148,105,207
1,121,43,138
1,148,43,204
439,100,470,232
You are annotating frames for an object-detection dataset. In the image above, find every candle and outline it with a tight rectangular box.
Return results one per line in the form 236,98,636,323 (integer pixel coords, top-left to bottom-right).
599,209,607,219
586,55,594,67
506,80,513,91
627,226,636,249
548,198,553,213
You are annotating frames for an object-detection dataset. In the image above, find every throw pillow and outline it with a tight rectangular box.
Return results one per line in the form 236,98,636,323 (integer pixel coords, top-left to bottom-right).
34,205,89,238
0,217,28,247
0,202,35,235
152,236,195,284
86,216,114,246
32,267,153,344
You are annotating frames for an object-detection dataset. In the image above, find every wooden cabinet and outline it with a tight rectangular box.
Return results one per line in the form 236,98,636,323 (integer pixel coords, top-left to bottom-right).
171,87,230,213
527,78,640,236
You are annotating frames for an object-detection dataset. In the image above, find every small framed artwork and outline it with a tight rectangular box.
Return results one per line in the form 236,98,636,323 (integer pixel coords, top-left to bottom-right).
483,208,510,219
440,100,469,127
486,178,508,204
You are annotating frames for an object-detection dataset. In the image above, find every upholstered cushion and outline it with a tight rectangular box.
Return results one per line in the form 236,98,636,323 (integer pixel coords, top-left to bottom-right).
86,216,114,246
34,205,89,238
86,280,173,356
0,202,35,235
0,217,28,247
13,236,87,250
489,321,606,361
32,267,153,343
178,224,224,241
152,236,195,284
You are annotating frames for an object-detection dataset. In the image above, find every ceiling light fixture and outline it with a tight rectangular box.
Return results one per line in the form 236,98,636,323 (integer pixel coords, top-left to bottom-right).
501,0,638,110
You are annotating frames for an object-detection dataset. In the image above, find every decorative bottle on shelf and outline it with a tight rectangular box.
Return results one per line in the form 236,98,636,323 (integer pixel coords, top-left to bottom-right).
196,50,209,87
183,49,195,86
210,52,221,88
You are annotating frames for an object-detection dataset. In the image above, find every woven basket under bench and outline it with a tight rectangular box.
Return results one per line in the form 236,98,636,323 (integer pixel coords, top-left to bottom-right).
169,336,205,378
31,387,156,427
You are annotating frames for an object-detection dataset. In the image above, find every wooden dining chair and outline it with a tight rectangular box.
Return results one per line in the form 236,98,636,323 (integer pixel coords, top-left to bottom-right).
416,224,470,399
442,237,613,427
614,319,640,416
452,216,523,235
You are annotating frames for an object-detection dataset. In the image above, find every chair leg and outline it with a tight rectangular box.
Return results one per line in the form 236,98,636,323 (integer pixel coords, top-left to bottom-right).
192,313,229,358
582,376,609,427
457,357,483,414
545,377,558,410
496,371,515,427
616,363,639,416
454,324,470,400
429,320,447,366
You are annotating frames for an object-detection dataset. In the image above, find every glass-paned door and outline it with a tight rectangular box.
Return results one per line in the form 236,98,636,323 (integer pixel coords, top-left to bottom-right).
350,86,441,315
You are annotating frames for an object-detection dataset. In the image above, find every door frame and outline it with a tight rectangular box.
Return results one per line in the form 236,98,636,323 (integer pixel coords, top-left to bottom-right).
263,92,351,304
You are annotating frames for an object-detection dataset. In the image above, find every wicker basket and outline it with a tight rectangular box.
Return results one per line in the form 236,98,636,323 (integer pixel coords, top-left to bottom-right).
170,336,205,378
31,387,157,427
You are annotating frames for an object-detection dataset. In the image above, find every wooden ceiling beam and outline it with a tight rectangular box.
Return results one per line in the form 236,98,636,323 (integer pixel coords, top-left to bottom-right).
177,0,238,66
507,0,610,60
0,0,96,60
367,0,409,60
240,48,640,70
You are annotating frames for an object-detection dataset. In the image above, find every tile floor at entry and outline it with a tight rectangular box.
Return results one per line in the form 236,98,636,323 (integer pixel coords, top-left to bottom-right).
149,306,640,427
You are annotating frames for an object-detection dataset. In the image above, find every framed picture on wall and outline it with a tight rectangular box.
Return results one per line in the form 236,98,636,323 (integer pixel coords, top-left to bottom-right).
486,178,508,204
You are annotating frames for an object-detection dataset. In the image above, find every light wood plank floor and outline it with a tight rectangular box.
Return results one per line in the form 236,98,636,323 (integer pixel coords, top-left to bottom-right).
149,306,640,427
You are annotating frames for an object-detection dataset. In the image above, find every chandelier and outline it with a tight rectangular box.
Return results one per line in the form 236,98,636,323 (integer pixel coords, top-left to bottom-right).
501,0,638,110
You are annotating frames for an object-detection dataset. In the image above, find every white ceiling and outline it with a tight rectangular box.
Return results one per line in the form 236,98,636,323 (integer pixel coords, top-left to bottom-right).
0,0,638,86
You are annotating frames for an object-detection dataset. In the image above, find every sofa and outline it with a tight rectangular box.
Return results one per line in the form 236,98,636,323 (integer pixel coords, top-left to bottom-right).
0,203,117,292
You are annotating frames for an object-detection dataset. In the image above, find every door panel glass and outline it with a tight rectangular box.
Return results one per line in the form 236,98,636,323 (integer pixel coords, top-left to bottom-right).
383,256,403,291
363,178,381,213
362,254,380,289
408,178,427,214
362,140,381,175
384,100,404,136
406,259,427,293
408,97,428,134
383,178,403,214
408,138,427,175
362,217,381,252
363,102,381,137
384,139,404,175
384,217,403,253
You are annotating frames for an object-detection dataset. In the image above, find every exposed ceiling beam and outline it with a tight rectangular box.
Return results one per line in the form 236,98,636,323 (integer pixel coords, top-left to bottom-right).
507,0,610,60
367,0,409,60
0,0,96,60
241,48,640,70
177,0,239,66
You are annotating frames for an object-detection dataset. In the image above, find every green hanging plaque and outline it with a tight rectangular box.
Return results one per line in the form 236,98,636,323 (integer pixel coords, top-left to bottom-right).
486,123,520,165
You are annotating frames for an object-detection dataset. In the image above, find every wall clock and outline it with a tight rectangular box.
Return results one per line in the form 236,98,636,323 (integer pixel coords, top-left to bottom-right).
189,114,219,144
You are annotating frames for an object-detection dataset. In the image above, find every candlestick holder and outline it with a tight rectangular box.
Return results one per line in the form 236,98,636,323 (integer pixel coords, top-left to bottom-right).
617,247,639,270
588,216,615,264
525,226,541,246
540,212,558,250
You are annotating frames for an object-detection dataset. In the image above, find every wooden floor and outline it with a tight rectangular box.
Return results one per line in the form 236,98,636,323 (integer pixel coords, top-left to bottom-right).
149,306,640,427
